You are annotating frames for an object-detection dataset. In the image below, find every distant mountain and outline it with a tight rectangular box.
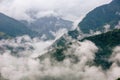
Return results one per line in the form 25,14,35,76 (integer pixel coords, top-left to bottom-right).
68,0,120,39
79,0,120,33
22,16,73,39
0,13,37,38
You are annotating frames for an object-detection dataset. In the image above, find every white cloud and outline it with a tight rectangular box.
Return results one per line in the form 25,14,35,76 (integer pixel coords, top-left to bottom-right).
0,39,100,80
0,0,112,21
1,36,120,80
110,46,120,63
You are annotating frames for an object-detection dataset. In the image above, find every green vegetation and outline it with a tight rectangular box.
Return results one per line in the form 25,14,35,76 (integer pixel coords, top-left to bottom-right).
51,29,120,69
52,48,66,61
81,29,120,69
68,29,80,39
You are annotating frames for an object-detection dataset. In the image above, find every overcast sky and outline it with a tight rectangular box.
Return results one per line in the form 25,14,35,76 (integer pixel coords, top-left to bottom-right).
0,0,112,22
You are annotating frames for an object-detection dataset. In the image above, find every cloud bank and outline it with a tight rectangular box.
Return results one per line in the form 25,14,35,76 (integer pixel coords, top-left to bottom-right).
0,36,120,80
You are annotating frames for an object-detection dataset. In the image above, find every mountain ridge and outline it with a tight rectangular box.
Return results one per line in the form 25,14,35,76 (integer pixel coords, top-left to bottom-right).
0,13,38,38
79,0,120,33
68,0,120,39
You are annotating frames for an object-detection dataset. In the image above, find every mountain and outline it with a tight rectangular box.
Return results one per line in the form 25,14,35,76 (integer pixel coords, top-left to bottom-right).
81,29,120,69
79,0,120,33
0,13,37,38
69,0,120,39
38,0,120,70
39,29,120,70
22,16,73,40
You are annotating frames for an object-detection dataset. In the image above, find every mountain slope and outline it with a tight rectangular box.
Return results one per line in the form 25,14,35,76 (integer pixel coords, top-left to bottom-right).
79,0,120,33
68,0,120,39
0,13,37,37
43,29,120,70
81,29,120,69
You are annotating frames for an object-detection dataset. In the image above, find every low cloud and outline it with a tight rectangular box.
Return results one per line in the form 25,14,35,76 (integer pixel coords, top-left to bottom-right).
0,36,120,80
